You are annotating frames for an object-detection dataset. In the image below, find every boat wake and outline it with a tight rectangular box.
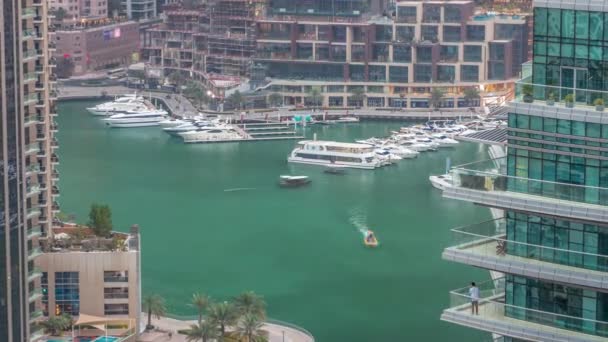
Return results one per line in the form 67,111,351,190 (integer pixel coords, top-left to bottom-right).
349,209,371,237
223,188,256,192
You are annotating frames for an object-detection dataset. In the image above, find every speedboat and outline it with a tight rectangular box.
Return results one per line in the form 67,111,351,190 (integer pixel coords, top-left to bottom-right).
179,127,243,143
430,134,459,147
159,116,208,129
375,149,401,164
163,121,219,137
336,116,360,123
279,175,311,188
364,230,378,247
380,144,419,158
429,174,453,190
86,94,147,116
103,109,168,128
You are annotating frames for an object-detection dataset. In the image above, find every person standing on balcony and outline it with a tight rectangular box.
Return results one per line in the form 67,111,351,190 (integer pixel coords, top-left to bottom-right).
469,282,480,315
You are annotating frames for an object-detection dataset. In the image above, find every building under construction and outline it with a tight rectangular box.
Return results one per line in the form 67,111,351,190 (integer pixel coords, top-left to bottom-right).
142,0,262,95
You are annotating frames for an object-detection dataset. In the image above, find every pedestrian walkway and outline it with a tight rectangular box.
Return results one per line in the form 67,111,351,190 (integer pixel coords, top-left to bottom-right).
138,314,314,342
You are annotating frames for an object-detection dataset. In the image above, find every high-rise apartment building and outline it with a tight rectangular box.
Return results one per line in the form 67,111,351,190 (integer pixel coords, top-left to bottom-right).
121,0,156,21
255,0,529,108
440,0,608,340
0,0,57,339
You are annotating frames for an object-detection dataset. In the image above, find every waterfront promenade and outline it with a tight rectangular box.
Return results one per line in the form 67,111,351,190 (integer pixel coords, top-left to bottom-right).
58,84,483,121
138,314,315,342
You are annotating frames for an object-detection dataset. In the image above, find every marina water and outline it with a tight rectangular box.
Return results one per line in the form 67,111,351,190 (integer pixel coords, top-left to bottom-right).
58,100,492,341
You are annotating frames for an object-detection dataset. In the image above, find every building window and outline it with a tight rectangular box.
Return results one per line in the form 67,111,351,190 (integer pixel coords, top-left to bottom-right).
389,66,408,83
463,45,482,62
488,62,505,80
369,65,386,82
437,65,455,82
104,271,128,282
393,45,412,62
460,65,479,82
466,25,485,41
420,26,438,42
104,287,129,299
443,26,462,42
395,26,415,42
55,272,79,316
104,304,129,315
439,45,458,62
416,46,433,62
414,64,432,82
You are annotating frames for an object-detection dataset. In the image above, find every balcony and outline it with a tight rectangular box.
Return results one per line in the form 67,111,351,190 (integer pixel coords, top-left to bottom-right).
27,226,42,239
443,218,608,290
23,93,38,105
441,279,608,341
23,72,37,82
51,170,59,181
28,288,43,303
26,208,41,219
36,131,45,141
27,247,42,260
26,185,41,197
25,164,40,176
444,158,608,222
513,80,608,120
52,201,59,212
27,267,42,281
38,181,48,191
23,49,39,61
39,215,48,224
34,82,45,91
29,309,43,321
22,8,36,19
51,186,59,196
34,65,44,74
36,147,46,158
51,154,59,165
50,122,58,132
25,143,39,155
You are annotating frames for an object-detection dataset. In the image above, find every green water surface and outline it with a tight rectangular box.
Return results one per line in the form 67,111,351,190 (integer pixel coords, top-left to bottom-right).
57,100,490,341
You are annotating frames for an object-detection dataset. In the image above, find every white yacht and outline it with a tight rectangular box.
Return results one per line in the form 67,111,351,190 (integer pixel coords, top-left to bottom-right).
430,134,459,147
336,116,360,123
163,121,219,136
288,140,382,169
380,144,419,159
179,127,243,143
429,174,453,190
86,94,147,116
159,116,208,129
103,109,168,128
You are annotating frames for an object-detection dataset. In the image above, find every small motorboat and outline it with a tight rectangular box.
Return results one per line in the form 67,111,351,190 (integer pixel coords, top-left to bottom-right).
364,230,378,247
324,165,347,175
279,175,311,188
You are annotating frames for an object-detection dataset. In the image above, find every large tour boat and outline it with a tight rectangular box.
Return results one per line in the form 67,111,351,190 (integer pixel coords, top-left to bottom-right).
287,140,382,169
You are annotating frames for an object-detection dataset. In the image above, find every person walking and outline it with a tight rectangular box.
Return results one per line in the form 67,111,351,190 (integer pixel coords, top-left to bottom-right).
469,282,480,315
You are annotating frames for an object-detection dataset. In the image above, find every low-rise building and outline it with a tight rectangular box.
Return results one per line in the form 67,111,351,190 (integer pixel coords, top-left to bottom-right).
38,225,141,340
54,20,140,76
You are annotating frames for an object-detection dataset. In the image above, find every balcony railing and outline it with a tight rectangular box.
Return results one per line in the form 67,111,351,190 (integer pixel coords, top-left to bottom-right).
23,94,38,105
22,8,37,18
28,247,42,260
25,143,39,154
450,218,608,273
27,266,42,279
27,226,42,238
449,280,608,337
515,79,608,112
451,157,608,207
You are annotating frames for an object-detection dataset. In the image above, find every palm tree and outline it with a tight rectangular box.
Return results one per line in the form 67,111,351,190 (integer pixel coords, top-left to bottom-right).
185,321,219,342
463,87,480,107
233,291,266,320
208,301,238,336
268,92,283,108
430,88,445,110
236,314,266,342
189,293,211,324
227,90,245,111
307,87,323,108
349,88,366,107
168,71,185,90
142,294,167,330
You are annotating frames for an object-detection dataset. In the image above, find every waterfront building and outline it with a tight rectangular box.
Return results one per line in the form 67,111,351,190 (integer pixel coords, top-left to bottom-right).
53,21,140,76
37,225,141,340
141,0,260,97
49,0,109,22
0,0,56,338
254,0,530,109
121,0,156,20
440,0,608,340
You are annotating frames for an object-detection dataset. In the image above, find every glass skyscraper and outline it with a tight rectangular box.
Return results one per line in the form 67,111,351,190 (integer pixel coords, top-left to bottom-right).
440,0,608,340
0,0,56,340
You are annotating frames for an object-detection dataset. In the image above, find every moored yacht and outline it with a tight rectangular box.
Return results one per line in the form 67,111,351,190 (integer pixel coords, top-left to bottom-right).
179,127,243,143
86,94,147,116
103,109,168,128
288,140,382,169
163,121,220,137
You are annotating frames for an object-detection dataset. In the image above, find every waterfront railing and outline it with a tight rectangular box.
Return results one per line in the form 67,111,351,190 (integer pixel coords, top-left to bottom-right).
450,218,608,273
451,157,608,206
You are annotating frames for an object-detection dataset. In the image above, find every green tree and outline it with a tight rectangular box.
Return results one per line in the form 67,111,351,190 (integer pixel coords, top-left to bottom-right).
168,71,186,90
349,87,366,107
227,90,245,110
189,293,211,324
208,301,238,336
55,57,75,79
41,314,72,336
306,87,323,108
430,88,445,110
233,291,266,320
185,321,220,342
184,81,210,108
87,203,112,237
143,294,166,330
267,93,283,107
236,314,266,342
463,87,480,107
